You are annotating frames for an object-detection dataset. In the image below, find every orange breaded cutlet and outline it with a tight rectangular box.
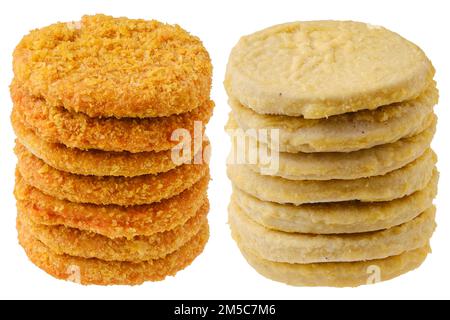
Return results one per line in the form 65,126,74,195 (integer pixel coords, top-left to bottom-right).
15,142,209,206
15,172,209,239
11,82,214,153
19,201,209,262
13,112,209,177
13,14,212,118
18,219,210,286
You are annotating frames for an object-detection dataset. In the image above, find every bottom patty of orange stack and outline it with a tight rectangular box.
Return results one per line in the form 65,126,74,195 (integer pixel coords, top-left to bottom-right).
18,218,209,286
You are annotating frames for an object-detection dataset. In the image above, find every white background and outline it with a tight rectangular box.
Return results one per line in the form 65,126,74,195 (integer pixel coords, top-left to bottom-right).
0,0,449,300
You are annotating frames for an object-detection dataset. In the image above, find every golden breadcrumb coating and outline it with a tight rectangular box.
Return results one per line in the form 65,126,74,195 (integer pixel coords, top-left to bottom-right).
13,112,209,176
16,142,209,205
20,201,209,262
15,172,209,239
11,82,214,153
13,14,212,118
18,218,210,286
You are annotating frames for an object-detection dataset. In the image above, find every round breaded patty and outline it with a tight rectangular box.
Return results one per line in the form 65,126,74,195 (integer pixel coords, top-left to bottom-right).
228,84,437,153
16,142,209,205
236,241,430,287
15,172,209,239
20,201,209,262
230,116,435,180
232,171,438,234
18,219,210,286
13,112,209,177
225,21,434,118
228,149,436,205
11,82,214,153
229,200,435,263
13,14,212,118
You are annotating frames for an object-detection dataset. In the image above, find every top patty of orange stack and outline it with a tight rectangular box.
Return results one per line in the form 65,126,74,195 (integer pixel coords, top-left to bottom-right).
12,15,213,157
13,14,212,119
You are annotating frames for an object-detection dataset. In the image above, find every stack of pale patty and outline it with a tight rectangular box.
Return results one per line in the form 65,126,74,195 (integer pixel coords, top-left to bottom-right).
225,21,438,287
11,15,214,285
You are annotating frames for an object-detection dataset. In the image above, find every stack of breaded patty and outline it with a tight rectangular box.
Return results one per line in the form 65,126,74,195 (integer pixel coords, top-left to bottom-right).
11,15,214,285
225,21,438,287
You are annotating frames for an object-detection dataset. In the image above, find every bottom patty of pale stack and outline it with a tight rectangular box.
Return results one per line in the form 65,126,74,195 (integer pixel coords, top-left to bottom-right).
236,241,430,288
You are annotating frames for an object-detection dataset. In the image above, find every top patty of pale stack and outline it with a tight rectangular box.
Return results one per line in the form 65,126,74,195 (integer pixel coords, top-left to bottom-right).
225,20,434,118
12,14,212,118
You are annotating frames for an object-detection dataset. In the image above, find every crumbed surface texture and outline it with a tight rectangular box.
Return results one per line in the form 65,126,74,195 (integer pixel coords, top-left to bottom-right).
13,14,212,118
13,113,208,176
11,83,214,153
225,21,435,118
227,149,436,205
229,200,435,263
15,172,209,239
236,240,430,287
228,84,437,153
232,171,438,234
16,142,209,205
235,119,435,180
18,219,210,286
20,201,209,262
